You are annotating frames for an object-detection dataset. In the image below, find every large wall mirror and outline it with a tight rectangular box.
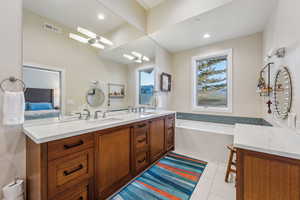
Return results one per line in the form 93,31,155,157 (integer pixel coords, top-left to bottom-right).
22,0,160,121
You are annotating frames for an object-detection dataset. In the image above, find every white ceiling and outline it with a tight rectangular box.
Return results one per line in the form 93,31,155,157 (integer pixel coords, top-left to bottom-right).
99,36,157,64
136,0,167,10
149,0,278,53
23,0,126,35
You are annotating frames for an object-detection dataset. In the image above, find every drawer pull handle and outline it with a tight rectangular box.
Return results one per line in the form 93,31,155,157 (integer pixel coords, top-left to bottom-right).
64,140,84,149
138,157,146,163
137,124,146,128
63,164,83,176
79,197,83,200
137,138,146,143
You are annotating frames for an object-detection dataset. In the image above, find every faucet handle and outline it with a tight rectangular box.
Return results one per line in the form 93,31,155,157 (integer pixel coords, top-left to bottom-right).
102,111,107,118
75,112,82,119
94,110,102,119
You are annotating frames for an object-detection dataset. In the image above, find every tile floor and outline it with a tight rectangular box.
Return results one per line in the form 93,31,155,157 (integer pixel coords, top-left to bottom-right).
174,150,236,200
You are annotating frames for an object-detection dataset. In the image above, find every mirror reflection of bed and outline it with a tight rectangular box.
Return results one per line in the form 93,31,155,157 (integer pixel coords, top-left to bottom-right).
23,66,61,120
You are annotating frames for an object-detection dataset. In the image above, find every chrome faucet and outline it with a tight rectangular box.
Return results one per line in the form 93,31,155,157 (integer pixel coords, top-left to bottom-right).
82,109,91,120
139,107,146,113
94,110,102,119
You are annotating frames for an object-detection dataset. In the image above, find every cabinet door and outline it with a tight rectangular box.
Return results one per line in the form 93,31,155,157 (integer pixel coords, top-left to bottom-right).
165,115,175,151
96,128,131,199
149,118,165,162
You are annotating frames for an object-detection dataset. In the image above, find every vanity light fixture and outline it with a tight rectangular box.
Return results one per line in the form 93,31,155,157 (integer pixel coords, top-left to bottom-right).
123,51,150,63
77,27,97,38
69,26,113,49
69,33,88,44
123,54,135,60
91,43,105,49
134,60,142,63
203,33,211,39
97,13,105,20
143,56,150,62
132,51,142,58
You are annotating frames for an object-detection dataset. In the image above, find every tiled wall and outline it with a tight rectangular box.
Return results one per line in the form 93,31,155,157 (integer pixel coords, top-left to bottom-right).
0,0,24,198
177,112,272,126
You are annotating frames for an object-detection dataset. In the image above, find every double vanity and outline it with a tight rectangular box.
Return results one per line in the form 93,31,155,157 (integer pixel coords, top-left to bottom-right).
24,111,176,200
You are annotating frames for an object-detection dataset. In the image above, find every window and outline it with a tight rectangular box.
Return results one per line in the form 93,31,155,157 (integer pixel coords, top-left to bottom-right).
138,67,155,105
192,49,232,112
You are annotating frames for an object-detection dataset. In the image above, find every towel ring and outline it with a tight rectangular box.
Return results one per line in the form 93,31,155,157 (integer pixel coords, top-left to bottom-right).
0,76,26,92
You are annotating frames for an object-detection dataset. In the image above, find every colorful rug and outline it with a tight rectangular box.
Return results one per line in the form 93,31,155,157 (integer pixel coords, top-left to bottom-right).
110,152,207,200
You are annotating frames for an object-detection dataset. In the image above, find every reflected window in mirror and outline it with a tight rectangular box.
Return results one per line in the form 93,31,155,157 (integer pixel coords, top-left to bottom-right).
23,65,62,120
138,67,155,105
192,49,232,113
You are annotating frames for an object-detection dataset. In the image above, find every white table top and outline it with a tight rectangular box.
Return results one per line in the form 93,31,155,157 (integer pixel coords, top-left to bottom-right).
234,124,300,160
23,110,175,144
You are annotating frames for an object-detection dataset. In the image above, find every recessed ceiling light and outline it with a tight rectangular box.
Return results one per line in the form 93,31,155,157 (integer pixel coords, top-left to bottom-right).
203,33,211,39
98,13,105,20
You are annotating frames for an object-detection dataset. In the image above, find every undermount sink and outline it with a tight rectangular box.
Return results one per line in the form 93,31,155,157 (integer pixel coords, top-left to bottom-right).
139,112,159,117
87,117,123,124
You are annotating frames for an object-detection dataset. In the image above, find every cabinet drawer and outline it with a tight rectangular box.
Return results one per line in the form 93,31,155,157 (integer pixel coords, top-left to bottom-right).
135,131,148,151
135,152,149,172
48,134,94,161
166,116,175,129
133,122,148,135
53,182,89,200
48,148,94,198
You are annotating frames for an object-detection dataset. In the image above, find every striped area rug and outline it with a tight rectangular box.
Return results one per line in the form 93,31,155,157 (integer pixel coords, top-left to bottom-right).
110,152,207,200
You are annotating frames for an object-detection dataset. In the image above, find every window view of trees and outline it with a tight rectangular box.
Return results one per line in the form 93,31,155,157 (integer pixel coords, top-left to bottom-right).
139,68,155,105
196,55,228,107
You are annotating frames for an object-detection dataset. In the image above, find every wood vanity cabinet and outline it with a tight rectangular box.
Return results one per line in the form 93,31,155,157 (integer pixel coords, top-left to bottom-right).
95,127,132,199
132,121,150,174
26,114,175,200
149,117,166,162
26,134,95,200
165,115,175,151
236,148,300,200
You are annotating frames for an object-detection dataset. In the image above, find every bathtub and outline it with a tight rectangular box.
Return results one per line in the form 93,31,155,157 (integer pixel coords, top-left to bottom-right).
175,119,234,164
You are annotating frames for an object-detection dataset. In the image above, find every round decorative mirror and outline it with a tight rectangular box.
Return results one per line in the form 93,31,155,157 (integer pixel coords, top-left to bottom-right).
86,87,105,107
274,66,292,119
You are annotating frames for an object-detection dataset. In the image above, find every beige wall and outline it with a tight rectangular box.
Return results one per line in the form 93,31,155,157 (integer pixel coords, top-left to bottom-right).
147,0,232,33
23,10,130,113
98,0,146,33
0,0,24,199
170,33,263,117
155,45,172,109
104,23,145,49
127,44,173,109
262,0,300,127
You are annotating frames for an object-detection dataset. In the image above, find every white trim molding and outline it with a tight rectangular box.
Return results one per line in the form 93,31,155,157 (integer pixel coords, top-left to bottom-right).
191,49,233,113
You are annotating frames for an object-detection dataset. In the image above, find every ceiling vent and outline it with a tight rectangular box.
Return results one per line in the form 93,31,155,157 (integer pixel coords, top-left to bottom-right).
43,23,62,34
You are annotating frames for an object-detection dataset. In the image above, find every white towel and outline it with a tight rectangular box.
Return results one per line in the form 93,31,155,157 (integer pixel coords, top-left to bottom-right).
2,91,25,125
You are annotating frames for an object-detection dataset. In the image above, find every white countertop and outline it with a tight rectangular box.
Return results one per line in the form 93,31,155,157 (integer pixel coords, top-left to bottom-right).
234,124,300,160
23,110,175,144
